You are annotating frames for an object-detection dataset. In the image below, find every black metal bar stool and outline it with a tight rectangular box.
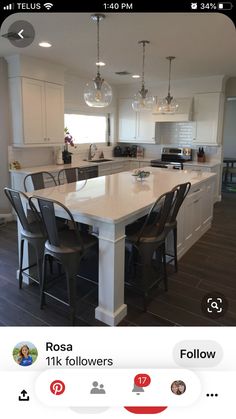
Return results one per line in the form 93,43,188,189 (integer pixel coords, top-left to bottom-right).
125,190,176,310
164,182,191,272
29,196,98,325
4,187,46,289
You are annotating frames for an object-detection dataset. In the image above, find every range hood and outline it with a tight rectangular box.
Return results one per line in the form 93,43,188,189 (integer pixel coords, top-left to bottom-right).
153,97,193,122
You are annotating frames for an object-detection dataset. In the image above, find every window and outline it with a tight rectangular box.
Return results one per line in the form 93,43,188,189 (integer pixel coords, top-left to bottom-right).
64,114,107,144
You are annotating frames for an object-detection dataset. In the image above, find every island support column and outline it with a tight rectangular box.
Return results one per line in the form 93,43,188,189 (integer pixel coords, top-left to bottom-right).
95,221,127,326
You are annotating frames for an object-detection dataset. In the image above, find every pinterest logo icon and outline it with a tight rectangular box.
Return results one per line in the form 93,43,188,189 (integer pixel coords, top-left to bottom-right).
50,380,65,395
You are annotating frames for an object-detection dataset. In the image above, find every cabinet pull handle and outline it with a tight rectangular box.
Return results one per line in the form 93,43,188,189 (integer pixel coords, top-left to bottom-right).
192,188,201,194
193,199,199,204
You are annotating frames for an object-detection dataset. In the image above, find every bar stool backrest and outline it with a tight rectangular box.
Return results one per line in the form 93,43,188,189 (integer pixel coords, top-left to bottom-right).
169,182,191,223
24,171,57,192
137,190,176,243
4,187,36,233
58,168,79,185
29,196,84,252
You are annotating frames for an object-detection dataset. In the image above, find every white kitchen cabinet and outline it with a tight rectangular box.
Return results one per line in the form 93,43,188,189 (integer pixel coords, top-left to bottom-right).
111,161,130,174
98,161,130,176
193,92,224,145
129,160,151,170
118,98,155,143
183,186,203,248
139,161,151,168
129,161,140,170
183,163,220,202
118,99,137,142
9,77,64,146
201,179,214,231
136,112,156,143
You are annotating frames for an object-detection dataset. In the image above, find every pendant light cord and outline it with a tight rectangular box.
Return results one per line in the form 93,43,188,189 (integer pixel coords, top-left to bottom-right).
168,58,172,96
141,41,145,88
138,40,149,98
166,56,175,103
96,15,100,74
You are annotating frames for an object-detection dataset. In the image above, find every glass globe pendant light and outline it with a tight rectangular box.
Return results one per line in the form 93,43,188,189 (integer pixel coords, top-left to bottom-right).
156,56,179,114
84,14,112,108
132,40,155,112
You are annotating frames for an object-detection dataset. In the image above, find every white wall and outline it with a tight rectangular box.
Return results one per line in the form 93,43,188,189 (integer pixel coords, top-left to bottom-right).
117,75,225,99
222,99,236,157
0,58,11,215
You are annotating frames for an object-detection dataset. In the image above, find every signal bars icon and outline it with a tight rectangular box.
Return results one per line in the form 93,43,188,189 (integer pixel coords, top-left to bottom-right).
3,3,14,9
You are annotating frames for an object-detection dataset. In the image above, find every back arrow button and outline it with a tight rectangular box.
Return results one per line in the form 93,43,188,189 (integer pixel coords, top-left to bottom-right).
6,20,35,47
18,29,24,39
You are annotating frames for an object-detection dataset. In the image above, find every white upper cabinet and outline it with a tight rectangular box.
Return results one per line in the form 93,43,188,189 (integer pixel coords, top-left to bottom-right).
9,77,64,146
136,111,156,143
118,98,156,143
193,92,224,145
44,82,64,143
6,55,65,147
118,98,136,142
21,78,45,144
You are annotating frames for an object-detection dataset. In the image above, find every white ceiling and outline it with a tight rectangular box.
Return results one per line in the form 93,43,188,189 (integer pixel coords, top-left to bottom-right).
0,12,236,84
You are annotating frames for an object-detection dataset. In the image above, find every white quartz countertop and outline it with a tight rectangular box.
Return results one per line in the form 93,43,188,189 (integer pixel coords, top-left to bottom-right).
10,157,220,174
9,161,101,174
26,167,216,224
9,157,150,174
183,161,220,168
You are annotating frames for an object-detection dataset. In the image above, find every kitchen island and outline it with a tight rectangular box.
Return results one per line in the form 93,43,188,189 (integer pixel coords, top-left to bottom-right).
21,167,216,326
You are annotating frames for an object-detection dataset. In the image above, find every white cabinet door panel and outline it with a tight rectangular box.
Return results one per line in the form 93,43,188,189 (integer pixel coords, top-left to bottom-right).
118,99,136,142
193,93,223,145
118,98,155,143
45,82,64,143
22,79,45,144
9,77,64,146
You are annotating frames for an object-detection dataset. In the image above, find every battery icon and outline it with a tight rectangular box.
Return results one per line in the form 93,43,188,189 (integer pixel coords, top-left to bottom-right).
217,2,233,9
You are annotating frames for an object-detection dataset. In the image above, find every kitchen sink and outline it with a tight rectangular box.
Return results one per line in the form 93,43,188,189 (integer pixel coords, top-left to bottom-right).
85,159,114,163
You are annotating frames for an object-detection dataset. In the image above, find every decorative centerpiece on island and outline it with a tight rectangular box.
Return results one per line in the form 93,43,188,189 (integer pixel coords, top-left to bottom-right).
63,127,77,164
132,169,150,181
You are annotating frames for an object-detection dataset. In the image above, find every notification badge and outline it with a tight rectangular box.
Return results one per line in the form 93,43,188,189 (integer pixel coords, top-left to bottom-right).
50,380,65,396
134,374,151,388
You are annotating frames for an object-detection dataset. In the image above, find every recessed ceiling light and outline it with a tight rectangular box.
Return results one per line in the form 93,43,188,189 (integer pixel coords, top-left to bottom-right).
39,42,52,48
96,61,106,66
132,74,140,78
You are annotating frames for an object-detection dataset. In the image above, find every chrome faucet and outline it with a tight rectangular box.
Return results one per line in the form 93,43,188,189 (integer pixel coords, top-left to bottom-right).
88,143,97,160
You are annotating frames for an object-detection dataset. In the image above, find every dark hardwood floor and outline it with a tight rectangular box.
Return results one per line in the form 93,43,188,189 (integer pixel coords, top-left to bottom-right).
0,191,235,327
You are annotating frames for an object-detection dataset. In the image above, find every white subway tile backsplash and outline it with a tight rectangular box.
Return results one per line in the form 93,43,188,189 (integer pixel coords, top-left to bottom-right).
155,122,195,146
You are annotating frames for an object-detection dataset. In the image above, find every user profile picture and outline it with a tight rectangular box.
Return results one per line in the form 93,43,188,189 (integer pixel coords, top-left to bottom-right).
171,380,186,395
12,341,38,367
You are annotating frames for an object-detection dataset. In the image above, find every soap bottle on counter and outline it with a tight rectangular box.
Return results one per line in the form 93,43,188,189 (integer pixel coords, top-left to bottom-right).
56,147,64,165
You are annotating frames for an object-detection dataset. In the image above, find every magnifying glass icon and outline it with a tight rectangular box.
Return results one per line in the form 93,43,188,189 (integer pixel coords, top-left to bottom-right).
211,301,219,310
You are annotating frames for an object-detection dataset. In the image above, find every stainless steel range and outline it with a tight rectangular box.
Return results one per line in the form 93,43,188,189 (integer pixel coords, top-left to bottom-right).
150,147,192,170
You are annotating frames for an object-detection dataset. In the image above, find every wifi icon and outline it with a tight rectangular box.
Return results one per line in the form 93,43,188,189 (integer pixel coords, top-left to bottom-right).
44,2,53,10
